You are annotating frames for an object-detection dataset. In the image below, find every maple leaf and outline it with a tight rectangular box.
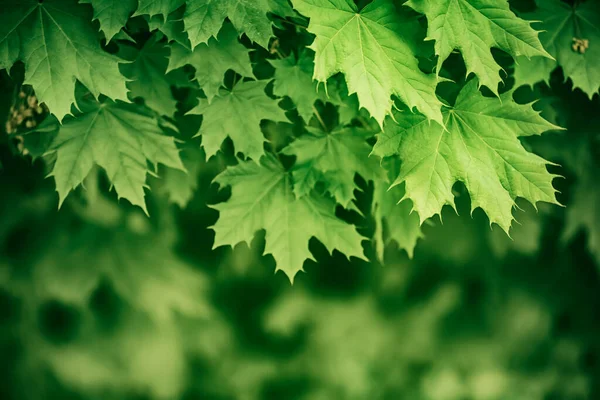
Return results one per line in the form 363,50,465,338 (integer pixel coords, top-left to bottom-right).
183,0,294,49
269,52,324,123
406,0,551,95
325,75,362,126
269,53,362,125
120,35,177,117
148,12,190,46
48,89,184,213
212,155,365,282
0,0,128,120
133,0,184,18
168,23,254,102
373,157,423,260
514,0,600,98
291,0,442,127
188,80,288,160
80,0,137,42
513,56,556,90
372,80,561,233
282,126,385,208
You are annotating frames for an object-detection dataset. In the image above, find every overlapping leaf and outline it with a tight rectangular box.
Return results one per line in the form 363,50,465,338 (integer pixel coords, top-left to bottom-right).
183,0,294,49
406,0,550,94
292,0,442,127
514,0,600,98
269,52,324,123
212,155,365,282
188,80,288,160
168,23,254,102
373,80,560,233
155,146,204,208
48,91,184,213
270,53,361,125
133,0,185,18
0,0,128,120
282,127,385,208
373,157,423,260
81,0,137,41
120,35,178,117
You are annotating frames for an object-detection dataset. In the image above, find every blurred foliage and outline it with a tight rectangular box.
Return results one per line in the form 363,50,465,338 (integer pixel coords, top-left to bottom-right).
1,66,600,400
1,2,599,399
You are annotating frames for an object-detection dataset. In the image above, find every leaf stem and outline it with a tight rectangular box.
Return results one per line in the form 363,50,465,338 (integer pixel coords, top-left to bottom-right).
231,73,239,90
357,116,371,130
272,15,308,31
312,105,328,131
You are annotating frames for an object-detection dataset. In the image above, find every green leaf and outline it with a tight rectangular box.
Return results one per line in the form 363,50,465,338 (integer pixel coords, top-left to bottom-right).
212,155,365,282
325,76,362,126
269,55,361,125
291,0,442,127
183,0,294,49
148,12,191,46
182,0,226,48
0,0,128,120
269,52,324,123
373,80,560,233
156,146,204,208
168,22,254,102
133,0,185,18
513,56,556,89
282,127,385,208
188,80,288,160
373,157,423,260
48,91,184,213
80,0,137,41
406,0,551,95
120,35,177,117
514,0,600,98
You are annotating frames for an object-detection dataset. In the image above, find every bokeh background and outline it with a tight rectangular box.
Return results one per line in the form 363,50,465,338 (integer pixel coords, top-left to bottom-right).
1,4,600,400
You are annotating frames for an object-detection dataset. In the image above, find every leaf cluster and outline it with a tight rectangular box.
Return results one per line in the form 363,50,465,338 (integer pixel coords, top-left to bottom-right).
1,0,598,281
